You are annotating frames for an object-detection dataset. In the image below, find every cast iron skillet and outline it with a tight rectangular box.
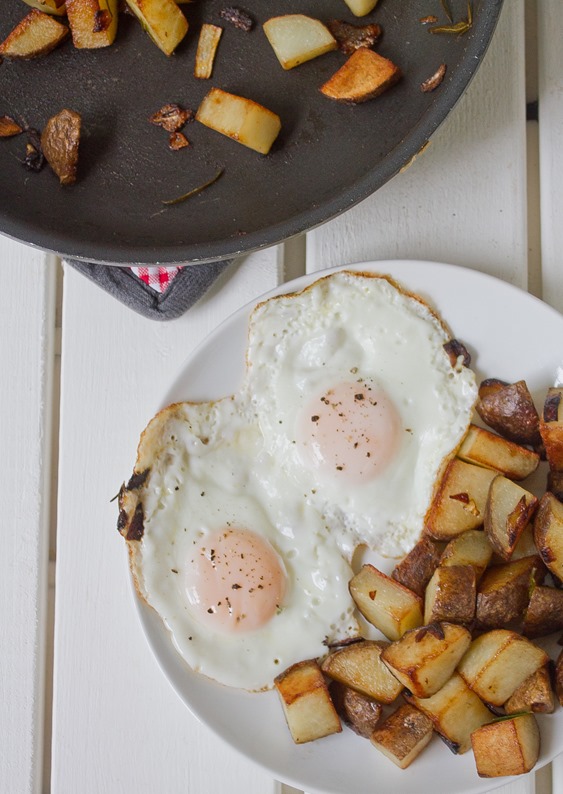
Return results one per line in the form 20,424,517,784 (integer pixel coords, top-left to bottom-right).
0,0,503,265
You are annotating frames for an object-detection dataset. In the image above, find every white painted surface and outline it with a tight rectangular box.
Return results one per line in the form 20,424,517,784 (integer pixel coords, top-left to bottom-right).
2,0,562,792
0,242,55,794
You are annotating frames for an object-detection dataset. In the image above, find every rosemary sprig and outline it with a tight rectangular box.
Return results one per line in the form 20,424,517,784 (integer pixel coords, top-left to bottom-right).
430,0,472,35
162,167,224,206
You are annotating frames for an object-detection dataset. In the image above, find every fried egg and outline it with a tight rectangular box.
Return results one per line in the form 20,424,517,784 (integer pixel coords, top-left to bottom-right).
120,397,358,691
243,271,477,559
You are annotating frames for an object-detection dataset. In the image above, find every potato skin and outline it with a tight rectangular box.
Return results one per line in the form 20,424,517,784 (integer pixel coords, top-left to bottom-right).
41,108,81,185
329,681,382,738
476,379,541,447
391,536,444,597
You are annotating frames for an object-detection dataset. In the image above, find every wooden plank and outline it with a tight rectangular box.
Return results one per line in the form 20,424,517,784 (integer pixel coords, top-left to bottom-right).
0,238,56,794
51,252,283,794
306,0,527,286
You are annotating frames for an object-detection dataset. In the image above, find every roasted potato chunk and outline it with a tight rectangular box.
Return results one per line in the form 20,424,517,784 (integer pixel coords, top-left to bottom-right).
458,424,540,481
404,673,492,754
471,713,540,777
263,14,336,70
457,629,549,706
22,0,66,15
320,48,401,104
533,491,563,581
548,470,563,502
0,9,69,58
504,666,555,714
523,584,563,638
424,565,476,626
125,0,188,56
439,530,493,580
370,704,433,769
321,640,403,703
540,387,563,471
274,659,341,744
329,681,382,738
41,108,81,186
424,459,497,540
391,536,444,597
476,556,545,631
484,474,538,560
194,23,222,79
66,0,118,48
196,88,281,155
475,379,541,447
349,564,423,641
343,0,380,16
381,622,471,698
507,523,538,562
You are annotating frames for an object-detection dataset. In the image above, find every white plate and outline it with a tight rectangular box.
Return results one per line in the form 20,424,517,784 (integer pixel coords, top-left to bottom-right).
133,260,563,794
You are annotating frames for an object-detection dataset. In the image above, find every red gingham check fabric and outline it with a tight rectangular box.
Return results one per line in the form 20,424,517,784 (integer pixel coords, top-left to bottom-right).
129,266,182,294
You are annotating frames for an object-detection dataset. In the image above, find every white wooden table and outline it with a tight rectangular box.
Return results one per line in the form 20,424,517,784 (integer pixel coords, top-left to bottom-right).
2,1,562,792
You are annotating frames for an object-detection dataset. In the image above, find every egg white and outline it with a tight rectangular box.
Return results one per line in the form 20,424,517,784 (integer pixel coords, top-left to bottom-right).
243,271,477,559
128,397,358,691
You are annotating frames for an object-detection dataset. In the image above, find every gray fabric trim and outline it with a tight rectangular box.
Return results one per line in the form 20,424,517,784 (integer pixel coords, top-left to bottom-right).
67,259,233,320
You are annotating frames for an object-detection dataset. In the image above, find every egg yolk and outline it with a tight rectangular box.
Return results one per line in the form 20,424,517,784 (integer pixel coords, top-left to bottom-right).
185,528,286,634
298,380,402,483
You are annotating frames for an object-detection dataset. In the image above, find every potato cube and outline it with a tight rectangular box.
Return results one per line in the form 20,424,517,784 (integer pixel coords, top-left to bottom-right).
321,640,403,702
471,713,540,777
475,556,545,631
424,565,476,626
196,88,281,155
534,491,563,581
320,48,401,104
349,564,423,641
405,673,492,754
370,704,433,769
125,0,188,56
440,530,493,580
507,523,539,561
458,424,540,481
424,459,497,540
329,681,382,738
457,629,549,705
263,14,336,70
504,666,555,714
0,9,68,58
381,622,471,698
523,584,563,638
274,659,341,744
343,0,380,16
484,474,538,560
66,0,118,48
392,536,444,597
540,387,563,471
194,23,222,79
476,379,541,447
22,0,66,15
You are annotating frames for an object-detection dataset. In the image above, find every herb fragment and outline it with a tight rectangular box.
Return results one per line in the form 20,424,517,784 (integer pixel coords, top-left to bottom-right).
150,103,193,133
430,1,472,36
162,168,224,207
0,115,23,138
168,131,190,151
420,63,447,92
219,6,254,31
440,0,454,23
23,129,44,173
